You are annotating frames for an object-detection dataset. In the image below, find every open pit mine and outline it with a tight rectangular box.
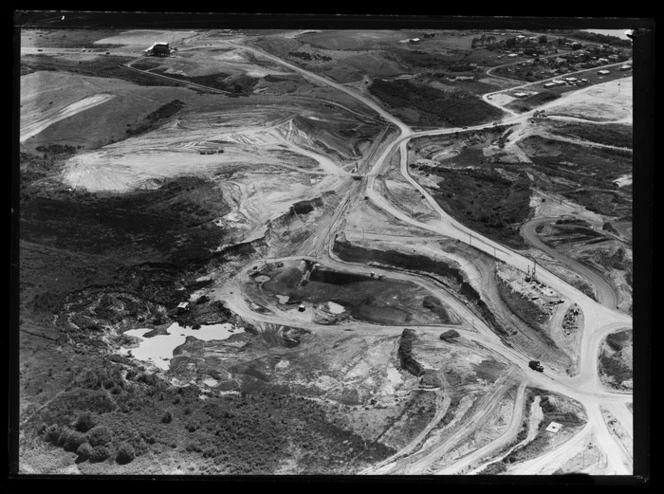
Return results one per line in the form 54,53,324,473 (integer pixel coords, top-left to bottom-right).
16,15,639,479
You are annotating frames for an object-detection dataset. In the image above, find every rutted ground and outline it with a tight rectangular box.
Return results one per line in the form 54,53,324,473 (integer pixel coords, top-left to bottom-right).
18,24,633,477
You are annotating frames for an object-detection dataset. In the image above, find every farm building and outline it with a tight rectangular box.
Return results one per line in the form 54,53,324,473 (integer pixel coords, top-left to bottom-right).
145,42,171,56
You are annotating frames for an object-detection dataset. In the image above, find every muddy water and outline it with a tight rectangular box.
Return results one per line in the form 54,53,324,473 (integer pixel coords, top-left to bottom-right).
327,301,345,314
122,322,242,370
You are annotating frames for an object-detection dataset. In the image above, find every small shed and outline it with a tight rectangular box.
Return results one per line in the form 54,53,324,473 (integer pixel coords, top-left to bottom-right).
546,421,562,433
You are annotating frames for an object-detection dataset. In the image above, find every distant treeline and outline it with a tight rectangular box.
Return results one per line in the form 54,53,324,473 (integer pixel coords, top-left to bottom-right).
546,30,632,48
369,79,502,127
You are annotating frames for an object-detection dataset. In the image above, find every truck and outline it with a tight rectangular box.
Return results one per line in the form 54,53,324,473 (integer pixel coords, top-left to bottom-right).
529,360,544,372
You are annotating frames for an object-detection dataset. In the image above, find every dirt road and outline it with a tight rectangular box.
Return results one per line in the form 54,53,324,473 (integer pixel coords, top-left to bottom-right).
176,33,635,475
520,217,619,309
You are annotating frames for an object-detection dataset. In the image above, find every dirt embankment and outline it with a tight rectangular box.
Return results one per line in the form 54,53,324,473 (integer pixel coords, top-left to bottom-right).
598,329,632,392
398,329,425,377
333,238,509,336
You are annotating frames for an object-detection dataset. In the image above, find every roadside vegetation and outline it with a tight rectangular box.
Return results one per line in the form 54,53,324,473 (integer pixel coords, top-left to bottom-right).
417,167,532,249
598,329,632,391
368,79,503,128
124,100,185,136
546,122,633,148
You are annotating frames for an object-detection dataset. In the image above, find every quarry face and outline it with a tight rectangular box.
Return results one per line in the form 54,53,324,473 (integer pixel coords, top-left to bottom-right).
17,18,638,478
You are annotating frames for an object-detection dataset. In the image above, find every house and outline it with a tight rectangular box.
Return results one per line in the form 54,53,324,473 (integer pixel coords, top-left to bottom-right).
597,69,610,75
620,64,632,71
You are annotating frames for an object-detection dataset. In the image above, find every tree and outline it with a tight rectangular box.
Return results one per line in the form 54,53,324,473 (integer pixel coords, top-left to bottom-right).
539,35,548,44
116,442,136,464
90,445,111,463
76,442,94,461
74,412,95,433
63,430,87,452
87,425,112,447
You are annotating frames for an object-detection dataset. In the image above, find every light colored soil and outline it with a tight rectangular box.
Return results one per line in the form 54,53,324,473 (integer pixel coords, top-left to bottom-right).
542,78,632,122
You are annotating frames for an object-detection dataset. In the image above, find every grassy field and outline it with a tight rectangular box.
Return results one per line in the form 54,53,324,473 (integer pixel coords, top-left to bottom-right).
368,79,503,128
518,135,632,217
417,167,532,249
22,28,123,49
505,91,560,112
546,122,632,148
21,54,181,87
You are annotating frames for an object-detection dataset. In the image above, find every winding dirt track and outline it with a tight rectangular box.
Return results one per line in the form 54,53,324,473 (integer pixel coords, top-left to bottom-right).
520,217,619,308
62,34,632,475
219,37,634,475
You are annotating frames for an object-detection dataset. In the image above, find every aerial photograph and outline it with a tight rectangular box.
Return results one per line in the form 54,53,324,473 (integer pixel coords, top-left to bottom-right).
14,12,649,479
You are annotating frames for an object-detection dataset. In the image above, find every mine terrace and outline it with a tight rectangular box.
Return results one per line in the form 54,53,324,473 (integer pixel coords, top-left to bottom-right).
18,20,635,477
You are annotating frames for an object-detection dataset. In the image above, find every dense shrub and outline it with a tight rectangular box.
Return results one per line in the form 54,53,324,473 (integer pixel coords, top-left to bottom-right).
87,425,112,447
89,445,111,463
115,442,135,464
76,442,93,461
74,412,96,433
161,411,173,424
62,429,88,452
43,424,63,445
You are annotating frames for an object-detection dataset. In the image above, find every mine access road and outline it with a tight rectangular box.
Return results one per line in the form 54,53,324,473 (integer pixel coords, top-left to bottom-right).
218,36,634,475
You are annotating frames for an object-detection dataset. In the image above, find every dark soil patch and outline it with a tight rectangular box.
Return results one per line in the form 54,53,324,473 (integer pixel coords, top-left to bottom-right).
332,240,509,337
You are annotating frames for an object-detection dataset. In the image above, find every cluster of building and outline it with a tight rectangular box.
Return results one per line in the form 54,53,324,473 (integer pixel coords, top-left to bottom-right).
543,76,589,88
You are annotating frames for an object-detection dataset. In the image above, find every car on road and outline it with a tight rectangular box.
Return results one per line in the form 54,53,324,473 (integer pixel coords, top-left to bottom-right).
529,360,544,372
463,126,468,129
